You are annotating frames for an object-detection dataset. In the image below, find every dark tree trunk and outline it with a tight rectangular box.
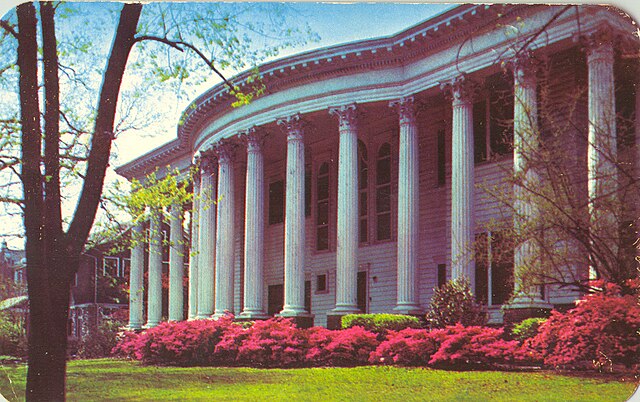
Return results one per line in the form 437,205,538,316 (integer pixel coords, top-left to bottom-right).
18,3,143,400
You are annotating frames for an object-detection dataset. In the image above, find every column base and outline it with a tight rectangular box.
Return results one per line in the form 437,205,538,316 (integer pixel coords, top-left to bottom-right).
212,311,235,320
327,307,360,330
126,322,144,331
276,313,315,328
237,311,270,321
393,304,424,316
143,321,160,329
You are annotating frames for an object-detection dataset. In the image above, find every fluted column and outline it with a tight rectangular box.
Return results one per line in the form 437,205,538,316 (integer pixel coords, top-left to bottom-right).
214,141,236,317
168,202,184,321
586,28,618,277
390,97,422,314
188,171,200,319
509,53,551,308
128,222,144,329
329,104,360,315
240,129,269,319
146,209,163,328
197,155,216,318
277,114,310,318
444,76,476,291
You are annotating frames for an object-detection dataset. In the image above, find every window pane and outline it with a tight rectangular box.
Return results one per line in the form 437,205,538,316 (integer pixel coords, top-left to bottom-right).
359,165,368,189
316,274,327,292
269,180,285,224
376,213,391,241
359,192,367,216
305,169,311,217
318,176,329,200
317,201,329,225
317,226,329,250
359,218,368,243
437,129,446,186
378,142,391,157
376,157,391,185
319,162,329,175
376,185,391,213
475,233,489,304
473,100,487,163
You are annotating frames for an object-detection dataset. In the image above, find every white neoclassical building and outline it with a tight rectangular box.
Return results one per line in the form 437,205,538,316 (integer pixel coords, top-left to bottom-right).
116,4,640,329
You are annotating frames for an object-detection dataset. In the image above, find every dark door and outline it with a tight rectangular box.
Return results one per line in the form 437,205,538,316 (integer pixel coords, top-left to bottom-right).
268,284,284,316
357,271,367,313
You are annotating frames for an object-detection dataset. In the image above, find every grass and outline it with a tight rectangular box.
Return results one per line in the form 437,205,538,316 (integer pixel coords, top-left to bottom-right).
0,359,637,401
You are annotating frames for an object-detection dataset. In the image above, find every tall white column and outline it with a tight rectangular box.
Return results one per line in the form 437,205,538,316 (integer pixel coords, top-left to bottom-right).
277,114,309,317
214,141,236,317
128,222,144,329
240,129,268,319
146,209,163,328
586,28,618,276
329,104,360,315
168,203,184,321
188,173,200,319
509,53,551,308
390,97,422,314
445,76,476,291
197,155,216,318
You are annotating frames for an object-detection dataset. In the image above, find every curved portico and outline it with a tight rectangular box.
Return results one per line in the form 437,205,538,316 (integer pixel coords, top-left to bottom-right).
116,5,638,328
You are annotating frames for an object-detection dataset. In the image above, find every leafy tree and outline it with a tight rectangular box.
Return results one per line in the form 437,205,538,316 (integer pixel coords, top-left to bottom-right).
1,2,313,399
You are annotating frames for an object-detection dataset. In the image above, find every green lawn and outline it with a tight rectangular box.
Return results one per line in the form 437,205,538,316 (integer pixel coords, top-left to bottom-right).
0,359,637,401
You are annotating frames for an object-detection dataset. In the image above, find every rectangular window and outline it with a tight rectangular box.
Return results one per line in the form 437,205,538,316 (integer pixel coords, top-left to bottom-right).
437,129,446,187
475,231,514,306
103,256,119,277
437,264,447,288
305,168,312,217
473,101,488,163
316,162,330,251
121,258,131,278
268,180,285,225
305,280,312,313
316,273,328,293
473,73,514,163
376,143,392,241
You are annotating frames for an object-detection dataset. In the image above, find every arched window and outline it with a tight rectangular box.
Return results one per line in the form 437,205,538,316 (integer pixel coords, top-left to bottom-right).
358,140,368,243
376,143,392,241
316,162,330,250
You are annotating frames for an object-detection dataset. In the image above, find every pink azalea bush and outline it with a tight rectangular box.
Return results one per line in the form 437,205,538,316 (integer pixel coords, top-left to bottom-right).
522,281,640,370
234,318,308,367
321,325,379,366
369,328,446,366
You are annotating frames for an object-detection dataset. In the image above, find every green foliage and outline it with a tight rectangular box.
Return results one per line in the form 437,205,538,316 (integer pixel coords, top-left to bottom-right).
0,311,27,358
76,318,125,359
426,278,486,328
341,314,422,334
511,317,547,342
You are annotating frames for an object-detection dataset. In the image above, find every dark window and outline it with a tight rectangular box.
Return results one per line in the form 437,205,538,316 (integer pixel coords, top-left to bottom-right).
376,143,392,241
473,101,488,163
437,129,446,187
268,284,284,316
268,180,285,225
305,168,312,217
357,271,367,313
615,57,636,149
473,73,514,163
316,162,330,250
316,273,327,293
475,232,514,306
121,258,131,278
437,264,447,288
103,257,119,277
358,140,369,243
305,280,312,313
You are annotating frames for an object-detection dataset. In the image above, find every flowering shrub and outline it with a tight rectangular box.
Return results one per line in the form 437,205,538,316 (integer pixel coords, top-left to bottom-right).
321,326,379,366
511,317,547,343
111,330,142,359
428,324,520,368
304,326,336,365
523,282,640,370
117,316,236,366
370,328,446,366
234,318,307,368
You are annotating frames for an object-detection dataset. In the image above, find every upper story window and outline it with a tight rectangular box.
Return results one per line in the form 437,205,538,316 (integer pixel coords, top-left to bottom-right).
375,142,392,241
268,180,285,225
473,72,514,163
437,128,446,187
103,256,120,277
358,140,369,244
316,162,330,251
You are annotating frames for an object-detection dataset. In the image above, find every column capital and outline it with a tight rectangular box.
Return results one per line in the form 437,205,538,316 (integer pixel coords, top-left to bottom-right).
440,75,479,106
277,113,305,141
389,96,416,126
582,25,615,60
329,103,359,131
240,126,267,153
199,152,218,175
212,139,237,164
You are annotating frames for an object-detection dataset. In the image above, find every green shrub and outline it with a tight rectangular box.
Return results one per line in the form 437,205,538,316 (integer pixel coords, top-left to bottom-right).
76,318,124,358
0,312,27,358
511,318,547,342
425,278,486,328
341,314,421,334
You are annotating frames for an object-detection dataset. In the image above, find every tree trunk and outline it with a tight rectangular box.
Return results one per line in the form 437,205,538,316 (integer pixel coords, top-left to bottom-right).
18,3,143,400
